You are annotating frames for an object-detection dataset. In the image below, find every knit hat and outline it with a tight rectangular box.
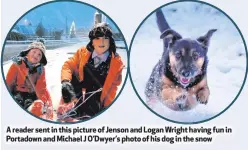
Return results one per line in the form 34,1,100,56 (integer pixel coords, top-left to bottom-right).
88,23,113,40
19,41,47,65
86,23,116,54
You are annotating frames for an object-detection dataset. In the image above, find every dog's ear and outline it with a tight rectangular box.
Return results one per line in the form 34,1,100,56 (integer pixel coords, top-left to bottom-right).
160,29,182,46
197,29,217,49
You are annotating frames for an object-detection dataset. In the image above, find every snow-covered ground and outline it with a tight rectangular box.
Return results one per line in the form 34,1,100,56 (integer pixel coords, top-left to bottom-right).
130,2,247,123
3,41,128,111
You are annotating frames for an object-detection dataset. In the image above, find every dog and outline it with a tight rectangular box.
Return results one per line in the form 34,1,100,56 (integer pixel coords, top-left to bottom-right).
145,9,216,111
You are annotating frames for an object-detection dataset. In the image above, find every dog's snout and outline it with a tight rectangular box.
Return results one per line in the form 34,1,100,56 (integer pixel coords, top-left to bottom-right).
182,70,190,77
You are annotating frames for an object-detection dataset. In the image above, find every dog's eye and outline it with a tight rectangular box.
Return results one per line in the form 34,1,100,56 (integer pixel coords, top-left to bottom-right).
193,52,199,60
175,52,181,59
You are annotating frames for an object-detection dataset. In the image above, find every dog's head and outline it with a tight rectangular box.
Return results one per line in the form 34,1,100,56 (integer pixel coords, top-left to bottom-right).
161,29,216,87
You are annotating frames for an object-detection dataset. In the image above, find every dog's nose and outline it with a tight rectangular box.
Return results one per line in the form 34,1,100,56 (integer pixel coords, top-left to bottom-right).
182,71,190,77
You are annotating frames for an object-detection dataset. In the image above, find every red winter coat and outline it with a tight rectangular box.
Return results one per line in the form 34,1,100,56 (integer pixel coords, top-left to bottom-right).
6,61,53,119
59,47,124,108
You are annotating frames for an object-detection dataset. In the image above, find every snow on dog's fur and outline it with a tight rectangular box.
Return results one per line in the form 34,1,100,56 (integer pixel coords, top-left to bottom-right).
145,9,216,111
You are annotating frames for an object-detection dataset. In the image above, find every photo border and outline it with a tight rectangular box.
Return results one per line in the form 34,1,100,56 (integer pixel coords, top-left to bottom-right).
1,0,130,124
128,0,248,124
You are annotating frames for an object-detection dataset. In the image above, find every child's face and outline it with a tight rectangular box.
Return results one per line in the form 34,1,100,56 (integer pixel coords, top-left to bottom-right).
92,36,110,54
27,48,42,64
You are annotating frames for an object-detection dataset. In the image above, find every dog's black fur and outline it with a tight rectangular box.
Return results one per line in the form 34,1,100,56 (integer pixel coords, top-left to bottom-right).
145,9,216,110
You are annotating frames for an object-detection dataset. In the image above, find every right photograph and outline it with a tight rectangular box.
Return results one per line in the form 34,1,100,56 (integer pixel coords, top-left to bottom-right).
129,1,247,123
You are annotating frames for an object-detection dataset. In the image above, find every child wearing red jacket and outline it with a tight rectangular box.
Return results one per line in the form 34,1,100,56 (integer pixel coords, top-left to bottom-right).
6,41,53,120
57,23,124,121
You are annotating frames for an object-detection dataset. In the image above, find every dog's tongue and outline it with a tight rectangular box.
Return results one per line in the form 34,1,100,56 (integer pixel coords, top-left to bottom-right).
180,77,190,84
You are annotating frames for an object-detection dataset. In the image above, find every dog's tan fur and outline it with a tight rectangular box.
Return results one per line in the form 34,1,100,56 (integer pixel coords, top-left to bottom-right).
161,74,209,111
161,52,209,111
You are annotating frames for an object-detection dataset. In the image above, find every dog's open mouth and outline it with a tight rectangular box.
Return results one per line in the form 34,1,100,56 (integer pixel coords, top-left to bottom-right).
179,76,191,85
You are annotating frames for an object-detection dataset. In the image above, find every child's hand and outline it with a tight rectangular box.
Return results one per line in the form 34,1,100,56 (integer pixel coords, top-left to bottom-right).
61,80,76,103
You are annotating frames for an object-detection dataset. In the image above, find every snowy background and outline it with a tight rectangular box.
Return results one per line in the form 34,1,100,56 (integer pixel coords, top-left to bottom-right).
1,0,129,118
130,2,247,123
2,41,128,113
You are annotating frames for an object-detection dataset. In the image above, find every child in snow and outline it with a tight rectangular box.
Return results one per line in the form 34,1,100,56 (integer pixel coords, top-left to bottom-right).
6,41,53,120
57,23,124,122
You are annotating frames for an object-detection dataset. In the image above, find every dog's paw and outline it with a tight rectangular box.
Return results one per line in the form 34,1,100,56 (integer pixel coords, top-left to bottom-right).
176,94,187,109
197,90,209,104
146,96,157,108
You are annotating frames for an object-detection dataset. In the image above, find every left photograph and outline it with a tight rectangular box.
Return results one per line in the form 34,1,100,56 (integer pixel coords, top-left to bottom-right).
1,1,128,123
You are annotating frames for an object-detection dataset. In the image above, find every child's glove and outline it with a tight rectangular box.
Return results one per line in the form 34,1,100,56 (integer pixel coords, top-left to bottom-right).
61,80,76,103
14,93,24,106
12,55,23,65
